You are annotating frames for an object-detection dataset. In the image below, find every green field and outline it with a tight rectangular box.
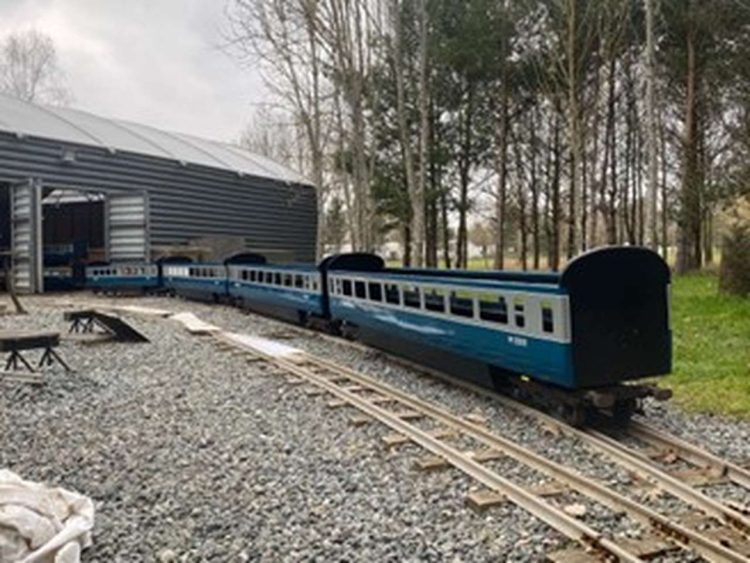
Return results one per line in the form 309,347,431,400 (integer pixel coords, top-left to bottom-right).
667,272,750,417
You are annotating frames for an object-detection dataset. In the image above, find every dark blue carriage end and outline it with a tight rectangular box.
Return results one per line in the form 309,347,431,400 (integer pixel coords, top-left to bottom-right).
223,252,267,266
561,246,672,388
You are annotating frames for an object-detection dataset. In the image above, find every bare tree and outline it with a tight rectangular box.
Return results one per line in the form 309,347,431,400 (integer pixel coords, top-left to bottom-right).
225,0,330,259
0,29,71,105
413,0,429,267
239,108,302,169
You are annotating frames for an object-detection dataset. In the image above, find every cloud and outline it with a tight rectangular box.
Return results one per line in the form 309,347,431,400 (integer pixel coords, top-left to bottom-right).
0,0,269,142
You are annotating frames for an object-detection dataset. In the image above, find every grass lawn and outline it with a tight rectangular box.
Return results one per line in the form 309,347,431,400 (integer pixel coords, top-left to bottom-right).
666,272,750,417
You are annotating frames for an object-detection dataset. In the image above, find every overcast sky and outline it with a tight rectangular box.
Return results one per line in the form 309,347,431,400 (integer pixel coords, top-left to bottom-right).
0,0,268,143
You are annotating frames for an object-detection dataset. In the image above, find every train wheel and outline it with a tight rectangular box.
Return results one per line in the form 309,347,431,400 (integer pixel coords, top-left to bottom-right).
340,322,358,341
611,399,637,426
297,311,309,326
557,404,587,427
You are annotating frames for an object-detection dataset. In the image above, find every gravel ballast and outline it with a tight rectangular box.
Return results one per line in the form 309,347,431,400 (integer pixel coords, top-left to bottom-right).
2,294,748,562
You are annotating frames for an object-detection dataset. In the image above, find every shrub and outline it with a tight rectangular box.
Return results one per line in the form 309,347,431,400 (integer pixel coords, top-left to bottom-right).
719,220,750,297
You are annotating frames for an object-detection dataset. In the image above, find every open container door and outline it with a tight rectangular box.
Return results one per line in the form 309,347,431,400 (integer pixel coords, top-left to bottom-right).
106,191,149,262
10,179,43,293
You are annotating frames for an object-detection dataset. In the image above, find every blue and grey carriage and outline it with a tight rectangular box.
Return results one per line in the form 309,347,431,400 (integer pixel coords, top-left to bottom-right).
226,262,324,324
86,256,191,294
322,247,671,423
85,262,160,293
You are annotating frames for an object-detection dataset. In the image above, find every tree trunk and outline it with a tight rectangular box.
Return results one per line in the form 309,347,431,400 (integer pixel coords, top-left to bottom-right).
494,79,509,269
412,0,429,267
426,98,439,267
660,114,669,259
530,105,540,269
676,23,703,273
565,0,581,260
440,188,451,268
644,0,659,251
551,108,562,271
391,0,418,260
402,224,412,267
512,127,528,270
457,89,474,269
605,58,618,245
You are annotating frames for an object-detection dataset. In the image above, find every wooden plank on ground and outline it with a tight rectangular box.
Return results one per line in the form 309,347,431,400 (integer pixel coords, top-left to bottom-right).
618,534,679,558
327,399,348,408
466,490,507,512
415,455,450,471
546,548,602,563
382,429,455,448
1,372,44,385
349,414,371,427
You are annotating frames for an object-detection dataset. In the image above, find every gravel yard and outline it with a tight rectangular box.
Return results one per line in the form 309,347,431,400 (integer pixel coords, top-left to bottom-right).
2,294,749,562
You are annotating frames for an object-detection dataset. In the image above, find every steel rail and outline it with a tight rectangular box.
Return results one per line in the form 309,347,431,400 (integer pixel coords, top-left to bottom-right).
216,334,645,563
303,334,750,539
263,349,748,563
625,420,750,491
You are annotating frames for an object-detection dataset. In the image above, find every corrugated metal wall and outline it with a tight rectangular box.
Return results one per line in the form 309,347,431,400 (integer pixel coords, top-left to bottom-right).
0,132,317,262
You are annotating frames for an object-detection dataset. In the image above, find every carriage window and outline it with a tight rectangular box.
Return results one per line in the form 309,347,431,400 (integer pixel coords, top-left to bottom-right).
368,282,383,302
354,281,366,299
264,272,272,284
479,295,508,324
385,283,400,305
283,273,293,287
542,305,554,333
403,285,421,309
342,279,353,296
273,272,280,285
514,301,526,328
424,288,447,313
449,291,474,318
311,278,318,292
294,275,304,288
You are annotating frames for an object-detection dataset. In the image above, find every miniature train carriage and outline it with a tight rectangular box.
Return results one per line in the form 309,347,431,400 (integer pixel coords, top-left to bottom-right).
227,262,324,324
324,247,672,423
86,263,160,293
161,262,227,302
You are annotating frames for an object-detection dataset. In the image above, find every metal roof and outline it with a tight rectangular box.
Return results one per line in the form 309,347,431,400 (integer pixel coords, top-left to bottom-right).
0,92,310,186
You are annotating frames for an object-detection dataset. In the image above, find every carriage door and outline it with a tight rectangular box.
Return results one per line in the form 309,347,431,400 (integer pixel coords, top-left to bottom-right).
106,192,149,262
10,179,43,293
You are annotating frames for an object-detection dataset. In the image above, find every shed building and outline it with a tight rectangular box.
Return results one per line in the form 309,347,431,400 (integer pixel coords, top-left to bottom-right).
0,92,317,293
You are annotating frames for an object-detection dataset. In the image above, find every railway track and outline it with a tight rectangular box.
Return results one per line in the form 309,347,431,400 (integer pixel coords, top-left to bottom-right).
607,420,750,492
60,299,750,561
298,326,750,527
208,329,748,562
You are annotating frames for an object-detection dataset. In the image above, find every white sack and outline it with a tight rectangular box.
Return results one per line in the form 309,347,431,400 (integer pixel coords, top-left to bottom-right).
0,470,94,563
